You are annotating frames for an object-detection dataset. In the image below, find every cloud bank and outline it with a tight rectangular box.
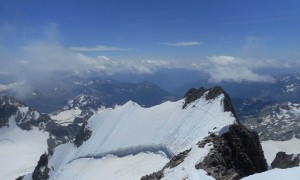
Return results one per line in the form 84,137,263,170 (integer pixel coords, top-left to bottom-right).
0,22,294,85
160,41,202,46
69,45,134,52
206,56,276,83
0,39,287,84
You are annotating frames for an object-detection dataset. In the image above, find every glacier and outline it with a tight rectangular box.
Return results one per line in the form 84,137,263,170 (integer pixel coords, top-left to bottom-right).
31,90,238,179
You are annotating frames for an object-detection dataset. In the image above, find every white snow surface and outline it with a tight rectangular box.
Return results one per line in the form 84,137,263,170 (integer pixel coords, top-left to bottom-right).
47,93,236,179
0,116,49,180
162,143,214,180
261,137,300,164
53,152,169,180
242,167,300,180
51,108,82,126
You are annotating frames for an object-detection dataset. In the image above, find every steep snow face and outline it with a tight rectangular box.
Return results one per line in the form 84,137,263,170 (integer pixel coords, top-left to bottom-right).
46,91,237,179
85,94,235,155
0,116,49,180
242,167,300,180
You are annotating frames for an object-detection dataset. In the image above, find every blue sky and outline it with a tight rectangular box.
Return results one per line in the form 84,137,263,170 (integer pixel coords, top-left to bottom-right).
1,0,300,83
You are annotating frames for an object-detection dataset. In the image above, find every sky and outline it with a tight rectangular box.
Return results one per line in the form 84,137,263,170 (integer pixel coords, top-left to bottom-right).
1,0,300,84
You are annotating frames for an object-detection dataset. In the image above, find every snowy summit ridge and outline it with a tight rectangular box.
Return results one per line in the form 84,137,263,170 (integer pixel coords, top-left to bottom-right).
25,86,267,180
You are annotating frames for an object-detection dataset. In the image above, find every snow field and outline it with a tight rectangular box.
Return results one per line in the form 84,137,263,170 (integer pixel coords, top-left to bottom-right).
162,143,215,180
51,108,82,126
53,152,169,180
261,137,300,165
48,93,236,179
0,116,49,180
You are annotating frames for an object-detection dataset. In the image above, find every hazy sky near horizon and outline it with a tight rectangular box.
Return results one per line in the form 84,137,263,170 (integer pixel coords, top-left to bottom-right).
1,0,300,83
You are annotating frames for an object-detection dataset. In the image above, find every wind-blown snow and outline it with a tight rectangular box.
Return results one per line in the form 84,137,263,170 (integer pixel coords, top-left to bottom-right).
242,167,300,180
46,93,236,179
261,137,300,164
0,116,49,180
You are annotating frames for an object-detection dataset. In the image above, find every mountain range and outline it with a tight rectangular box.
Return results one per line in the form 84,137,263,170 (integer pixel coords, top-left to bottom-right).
1,73,300,179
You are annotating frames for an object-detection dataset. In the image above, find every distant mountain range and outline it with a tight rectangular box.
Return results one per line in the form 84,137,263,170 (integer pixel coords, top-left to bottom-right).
18,86,267,180
1,80,300,179
0,76,177,113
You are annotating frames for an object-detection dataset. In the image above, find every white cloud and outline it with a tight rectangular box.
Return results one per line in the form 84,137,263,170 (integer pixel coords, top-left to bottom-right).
0,81,23,92
209,56,239,65
69,45,134,52
3,41,177,78
1,41,280,84
160,41,202,47
205,56,276,83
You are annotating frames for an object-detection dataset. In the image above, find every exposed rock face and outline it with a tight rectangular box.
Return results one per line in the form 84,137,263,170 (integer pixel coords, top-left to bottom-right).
271,152,300,169
142,125,268,180
182,87,206,109
74,121,92,147
0,96,81,153
32,153,50,180
141,149,191,180
0,96,22,128
15,176,24,180
197,124,268,180
143,87,267,180
183,86,238,119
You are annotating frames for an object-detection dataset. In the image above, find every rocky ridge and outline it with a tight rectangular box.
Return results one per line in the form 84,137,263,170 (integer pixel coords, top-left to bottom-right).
142,87,267,180
0,96,80,153
271,152,300,169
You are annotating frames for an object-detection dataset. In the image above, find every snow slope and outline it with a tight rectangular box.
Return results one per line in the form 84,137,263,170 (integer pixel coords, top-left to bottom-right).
43,91,237,179
0,116,49,180
162,143,214,180
50,108,82,126
53,152,169,180
243,167,300,180
261,137,300,164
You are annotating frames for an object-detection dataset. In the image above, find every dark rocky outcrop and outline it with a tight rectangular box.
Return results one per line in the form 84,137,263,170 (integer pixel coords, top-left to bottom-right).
164,148,191,169
182,87,206,109
183,86,238,119
271,152,300,169
196,124,268,180
0,96,21,128
74,121,92,147
15,176,24,180
141,149,191,180
142,124,267,180
0,96,81,153
32,153,50,180
141,170,164,180
144,86,267,180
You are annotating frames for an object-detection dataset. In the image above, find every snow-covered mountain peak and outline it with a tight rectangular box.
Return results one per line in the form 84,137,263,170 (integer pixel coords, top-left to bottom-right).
0,96,41,129
22,86,268,180
64,94,103,111
25,86,243,179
